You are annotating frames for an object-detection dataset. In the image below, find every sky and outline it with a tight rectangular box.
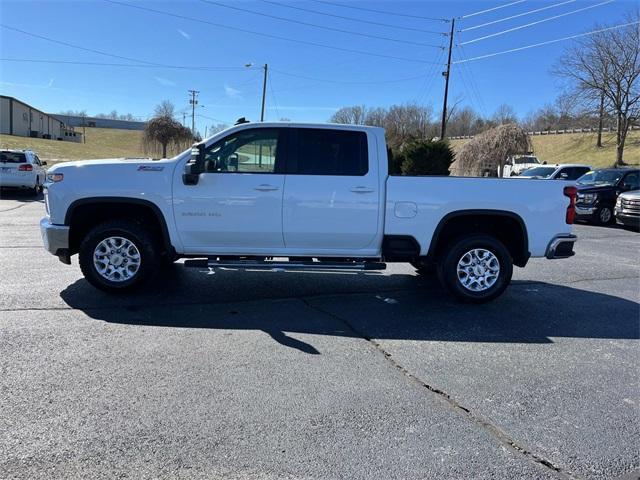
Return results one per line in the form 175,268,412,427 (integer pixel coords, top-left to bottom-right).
0,0,637,135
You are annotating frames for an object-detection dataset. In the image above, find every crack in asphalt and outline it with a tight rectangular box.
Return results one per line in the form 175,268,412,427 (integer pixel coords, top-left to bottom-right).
0,259,635,478
300,297,579,480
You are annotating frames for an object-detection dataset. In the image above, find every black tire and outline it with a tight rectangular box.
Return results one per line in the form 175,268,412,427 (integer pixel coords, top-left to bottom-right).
595,206,614,225
437,234,513,304
79,220,159,292
30,181,40,196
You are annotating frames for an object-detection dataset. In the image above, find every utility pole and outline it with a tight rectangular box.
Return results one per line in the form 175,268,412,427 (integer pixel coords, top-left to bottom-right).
182,112,186,127
81,112,86,144
188,89,199,137
440,18,455,140
260,64,268,122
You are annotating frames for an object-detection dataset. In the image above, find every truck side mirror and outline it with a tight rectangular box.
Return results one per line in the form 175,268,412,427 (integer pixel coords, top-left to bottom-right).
183,145,204,185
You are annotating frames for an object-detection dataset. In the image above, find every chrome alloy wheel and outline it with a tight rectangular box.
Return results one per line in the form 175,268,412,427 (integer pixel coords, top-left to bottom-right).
93,236,141,282
599,207,612,224
456,248,500,292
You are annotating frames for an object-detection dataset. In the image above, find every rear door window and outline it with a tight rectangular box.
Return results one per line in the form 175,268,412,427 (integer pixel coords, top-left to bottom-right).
0,152,26,163
288,128,368,176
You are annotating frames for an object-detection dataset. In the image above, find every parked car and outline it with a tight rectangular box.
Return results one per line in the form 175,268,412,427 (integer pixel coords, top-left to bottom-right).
615,190,640,230
0,149,47,195
517,164,591,181
575,168,640,225
41,121,578,303
502,154,541,177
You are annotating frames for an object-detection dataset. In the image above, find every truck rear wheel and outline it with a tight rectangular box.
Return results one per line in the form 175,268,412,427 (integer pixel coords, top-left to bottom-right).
437,234,513,303
79,220,159,292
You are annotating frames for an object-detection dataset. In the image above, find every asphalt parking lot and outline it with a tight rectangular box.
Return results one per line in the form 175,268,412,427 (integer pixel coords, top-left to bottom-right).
1,191,638,480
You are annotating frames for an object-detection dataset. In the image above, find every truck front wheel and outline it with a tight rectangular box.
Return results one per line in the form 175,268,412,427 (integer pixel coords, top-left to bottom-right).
437,234,513,303
79,220,159,292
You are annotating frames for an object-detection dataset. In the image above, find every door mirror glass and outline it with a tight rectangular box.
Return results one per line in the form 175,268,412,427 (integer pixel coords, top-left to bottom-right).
183,145,204,185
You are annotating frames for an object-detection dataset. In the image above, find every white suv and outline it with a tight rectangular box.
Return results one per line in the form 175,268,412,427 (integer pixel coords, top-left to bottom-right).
0,149,47,195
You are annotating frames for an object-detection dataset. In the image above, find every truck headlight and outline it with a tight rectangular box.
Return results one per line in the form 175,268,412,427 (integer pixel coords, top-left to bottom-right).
616,196,622,207
46,173,64,183
579,193,597,204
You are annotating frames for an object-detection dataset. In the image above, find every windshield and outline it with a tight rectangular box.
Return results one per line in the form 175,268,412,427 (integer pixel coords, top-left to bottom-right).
520,166,556,178
577,170,623,186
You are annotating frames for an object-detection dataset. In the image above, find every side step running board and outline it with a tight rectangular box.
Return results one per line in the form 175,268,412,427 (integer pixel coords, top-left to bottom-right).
184,259,386,271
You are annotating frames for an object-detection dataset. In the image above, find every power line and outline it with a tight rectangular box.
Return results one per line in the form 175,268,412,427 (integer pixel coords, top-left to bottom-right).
460,0,614,45
258,0,447,36
415,49,446,106
309,0,449,22
454,20,640,64
454,45,487,116
457,44,487,115
0,24,166,67
196,113,234,124
104,0,445,65
460,0,576,32
460,0,526,20
267,72,282,120
199,0,443,48
270,68,434,85
0,57,250,71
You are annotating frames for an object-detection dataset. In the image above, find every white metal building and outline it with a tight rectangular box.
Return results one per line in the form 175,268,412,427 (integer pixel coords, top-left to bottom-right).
0,95,81,142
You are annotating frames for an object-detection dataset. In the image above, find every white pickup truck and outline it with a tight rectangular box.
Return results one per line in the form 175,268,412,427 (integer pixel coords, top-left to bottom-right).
40,122,578,303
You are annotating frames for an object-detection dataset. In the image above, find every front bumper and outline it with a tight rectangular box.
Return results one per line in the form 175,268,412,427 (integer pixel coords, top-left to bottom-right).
575,205,596,218
0,177,37,188
40,217,71,263
545,234,577,259
615,212,640,228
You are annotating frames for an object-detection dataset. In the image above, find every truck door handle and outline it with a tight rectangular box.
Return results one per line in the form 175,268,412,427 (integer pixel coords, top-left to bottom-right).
350,186,374,193
254,184,279,191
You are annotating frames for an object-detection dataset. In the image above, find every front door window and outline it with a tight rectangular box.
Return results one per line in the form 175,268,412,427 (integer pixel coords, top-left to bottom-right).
203,128,281,174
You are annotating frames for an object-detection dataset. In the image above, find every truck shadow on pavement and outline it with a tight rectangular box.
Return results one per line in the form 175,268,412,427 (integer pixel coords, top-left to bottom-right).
59,268,640,354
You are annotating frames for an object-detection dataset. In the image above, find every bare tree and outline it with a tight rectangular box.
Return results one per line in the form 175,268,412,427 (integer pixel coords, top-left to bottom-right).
143,101,192,158
454,124,530,177
364,107,387,127
384,103,434,148
555,15,640,165
492,104,518,125
154,100,176,119
447,106,479,137
330,105,368,124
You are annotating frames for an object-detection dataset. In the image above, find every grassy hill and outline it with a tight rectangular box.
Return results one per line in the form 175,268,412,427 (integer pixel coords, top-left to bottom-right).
449,130,640,169
0,127,146,165
2,126,638,170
